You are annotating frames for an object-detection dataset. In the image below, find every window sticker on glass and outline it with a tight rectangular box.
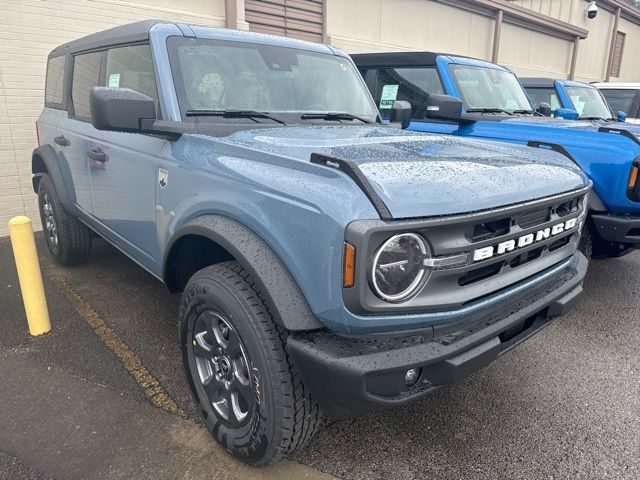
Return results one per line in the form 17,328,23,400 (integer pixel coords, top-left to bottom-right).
108,73,120,87
339,63,347,71
380,84,399,109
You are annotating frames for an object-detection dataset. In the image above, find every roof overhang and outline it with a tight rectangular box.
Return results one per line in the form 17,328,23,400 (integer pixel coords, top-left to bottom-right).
435,0,589,40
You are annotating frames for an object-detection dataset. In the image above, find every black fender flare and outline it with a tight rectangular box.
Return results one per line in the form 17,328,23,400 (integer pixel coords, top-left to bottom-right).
164,215,323,332
32,145,78,215
587,189,607,212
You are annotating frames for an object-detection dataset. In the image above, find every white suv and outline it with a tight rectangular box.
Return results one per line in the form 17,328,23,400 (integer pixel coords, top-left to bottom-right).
593,83,640,124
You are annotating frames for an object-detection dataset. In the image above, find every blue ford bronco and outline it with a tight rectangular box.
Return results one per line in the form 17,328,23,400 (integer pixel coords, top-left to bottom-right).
353,52,640,257
35,22,590,465
520,77,627,122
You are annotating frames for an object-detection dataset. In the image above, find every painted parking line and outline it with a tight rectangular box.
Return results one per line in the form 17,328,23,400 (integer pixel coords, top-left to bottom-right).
45,267,183,417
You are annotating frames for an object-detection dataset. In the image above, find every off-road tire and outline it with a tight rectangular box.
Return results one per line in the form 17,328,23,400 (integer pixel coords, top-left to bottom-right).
37,174,92,266
577,224,593,261
179,261,323,466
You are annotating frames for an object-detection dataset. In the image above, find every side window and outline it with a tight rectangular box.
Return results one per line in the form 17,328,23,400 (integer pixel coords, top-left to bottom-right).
600,89,636,116
525,88,561,111
45,55,66,107
370,67,444,120
71,51,102,119
105,44,159,113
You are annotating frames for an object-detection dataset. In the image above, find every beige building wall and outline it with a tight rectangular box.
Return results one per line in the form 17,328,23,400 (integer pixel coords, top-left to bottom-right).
513,0,640,82
499,23,573,78
616,16,640,81
326,0,494,60
0,0,227,236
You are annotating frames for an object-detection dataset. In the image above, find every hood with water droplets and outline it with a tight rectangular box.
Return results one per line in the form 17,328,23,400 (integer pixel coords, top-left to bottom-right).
215,125,589,218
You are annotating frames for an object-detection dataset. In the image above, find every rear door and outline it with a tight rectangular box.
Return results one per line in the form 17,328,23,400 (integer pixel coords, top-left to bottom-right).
87,43,165,266
57,51,102,214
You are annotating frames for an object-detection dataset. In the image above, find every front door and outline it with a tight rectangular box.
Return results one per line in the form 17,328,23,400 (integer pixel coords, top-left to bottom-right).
88,44,164,267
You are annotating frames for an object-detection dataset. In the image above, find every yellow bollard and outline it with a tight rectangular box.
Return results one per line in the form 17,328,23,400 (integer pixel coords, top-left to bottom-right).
8,216,51,336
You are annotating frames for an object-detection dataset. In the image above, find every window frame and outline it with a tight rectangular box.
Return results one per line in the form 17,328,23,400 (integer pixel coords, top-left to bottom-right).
68,48,106,122
523,86,562,111
67,41,158,123
44,54,68,110
360,65,446,122
600,88,640,119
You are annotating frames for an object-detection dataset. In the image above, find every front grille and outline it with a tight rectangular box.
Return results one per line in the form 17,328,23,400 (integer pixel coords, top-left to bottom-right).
516,207,550,229
344,187,589,315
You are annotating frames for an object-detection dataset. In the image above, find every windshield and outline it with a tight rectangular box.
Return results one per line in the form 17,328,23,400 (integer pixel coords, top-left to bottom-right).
565,85,613,119
449,64,532,112
167,37,379,122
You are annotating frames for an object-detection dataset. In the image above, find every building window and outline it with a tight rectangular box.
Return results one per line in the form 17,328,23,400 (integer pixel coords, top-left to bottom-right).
611,31,625,78
245,0,324,43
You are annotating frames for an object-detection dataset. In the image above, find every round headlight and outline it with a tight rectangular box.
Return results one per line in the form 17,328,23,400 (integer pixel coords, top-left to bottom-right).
371,233,429,302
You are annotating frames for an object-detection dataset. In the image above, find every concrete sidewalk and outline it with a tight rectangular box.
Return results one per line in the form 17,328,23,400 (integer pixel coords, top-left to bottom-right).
0,348,333,480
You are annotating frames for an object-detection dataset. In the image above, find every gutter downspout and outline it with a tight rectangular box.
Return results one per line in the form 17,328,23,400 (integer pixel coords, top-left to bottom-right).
568,35,579,80
492,9,503,63
605,6,622,81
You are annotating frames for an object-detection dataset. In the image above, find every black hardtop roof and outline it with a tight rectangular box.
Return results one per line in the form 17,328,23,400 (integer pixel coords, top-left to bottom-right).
351,51,441,68
49,20,169,57
520,77,556,88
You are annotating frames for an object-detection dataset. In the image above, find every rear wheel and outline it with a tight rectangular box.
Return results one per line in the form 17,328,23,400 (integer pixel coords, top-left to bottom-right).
37,174,92,266
179,261,322,466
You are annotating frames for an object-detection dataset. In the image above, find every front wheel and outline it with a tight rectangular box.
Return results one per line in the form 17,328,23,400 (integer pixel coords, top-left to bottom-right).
179,261,322,466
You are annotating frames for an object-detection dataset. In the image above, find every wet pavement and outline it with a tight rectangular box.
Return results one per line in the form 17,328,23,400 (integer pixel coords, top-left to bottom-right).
0,234,638,479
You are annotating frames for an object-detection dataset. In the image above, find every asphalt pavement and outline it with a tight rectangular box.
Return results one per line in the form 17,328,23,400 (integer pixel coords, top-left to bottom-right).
0,234,638,479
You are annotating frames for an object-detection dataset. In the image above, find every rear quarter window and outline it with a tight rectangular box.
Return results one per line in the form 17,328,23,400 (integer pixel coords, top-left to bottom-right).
45,55,66,108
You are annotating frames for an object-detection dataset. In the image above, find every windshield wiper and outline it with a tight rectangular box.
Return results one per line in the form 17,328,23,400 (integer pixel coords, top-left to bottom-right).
512,109,543,116
185,109,287,125
300,112,373,124
465,108,513,116
579,116,614,121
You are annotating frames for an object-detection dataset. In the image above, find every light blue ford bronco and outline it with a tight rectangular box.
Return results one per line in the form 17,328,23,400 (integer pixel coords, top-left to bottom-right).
35,21,590,465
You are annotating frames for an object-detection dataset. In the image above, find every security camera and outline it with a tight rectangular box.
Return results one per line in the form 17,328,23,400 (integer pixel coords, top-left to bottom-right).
586,1,598,19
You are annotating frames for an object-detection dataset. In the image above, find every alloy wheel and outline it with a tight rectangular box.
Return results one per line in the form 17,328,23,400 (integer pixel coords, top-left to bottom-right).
191,311,254,425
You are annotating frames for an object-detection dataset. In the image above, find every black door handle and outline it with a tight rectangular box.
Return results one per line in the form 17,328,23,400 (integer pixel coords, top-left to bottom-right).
54,135,70,146
87,147,106,162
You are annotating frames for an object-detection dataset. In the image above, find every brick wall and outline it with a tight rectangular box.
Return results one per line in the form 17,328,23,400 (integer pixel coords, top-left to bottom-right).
0,0,226,236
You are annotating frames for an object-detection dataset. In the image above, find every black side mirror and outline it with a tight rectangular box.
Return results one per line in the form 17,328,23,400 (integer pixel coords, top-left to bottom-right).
90,87,156,133
537,102,552,117
389,100,412,129
425,94,463,122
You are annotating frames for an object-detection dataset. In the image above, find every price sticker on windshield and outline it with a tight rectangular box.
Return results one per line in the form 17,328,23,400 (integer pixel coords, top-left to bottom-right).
380,84,399,109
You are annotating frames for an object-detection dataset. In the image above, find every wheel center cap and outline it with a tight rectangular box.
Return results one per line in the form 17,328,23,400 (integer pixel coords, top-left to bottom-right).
219,356,231,376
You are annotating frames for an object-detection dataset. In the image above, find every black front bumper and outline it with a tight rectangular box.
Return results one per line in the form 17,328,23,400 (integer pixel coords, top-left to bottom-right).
591,213,640,245
288,253,587,418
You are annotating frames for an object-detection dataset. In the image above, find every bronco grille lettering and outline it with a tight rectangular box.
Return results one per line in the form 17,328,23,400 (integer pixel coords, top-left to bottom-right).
473,217,578,262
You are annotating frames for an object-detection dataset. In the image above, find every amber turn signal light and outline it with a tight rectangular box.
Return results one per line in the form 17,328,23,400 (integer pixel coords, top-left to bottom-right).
628,165,638,189
343,243,355,288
